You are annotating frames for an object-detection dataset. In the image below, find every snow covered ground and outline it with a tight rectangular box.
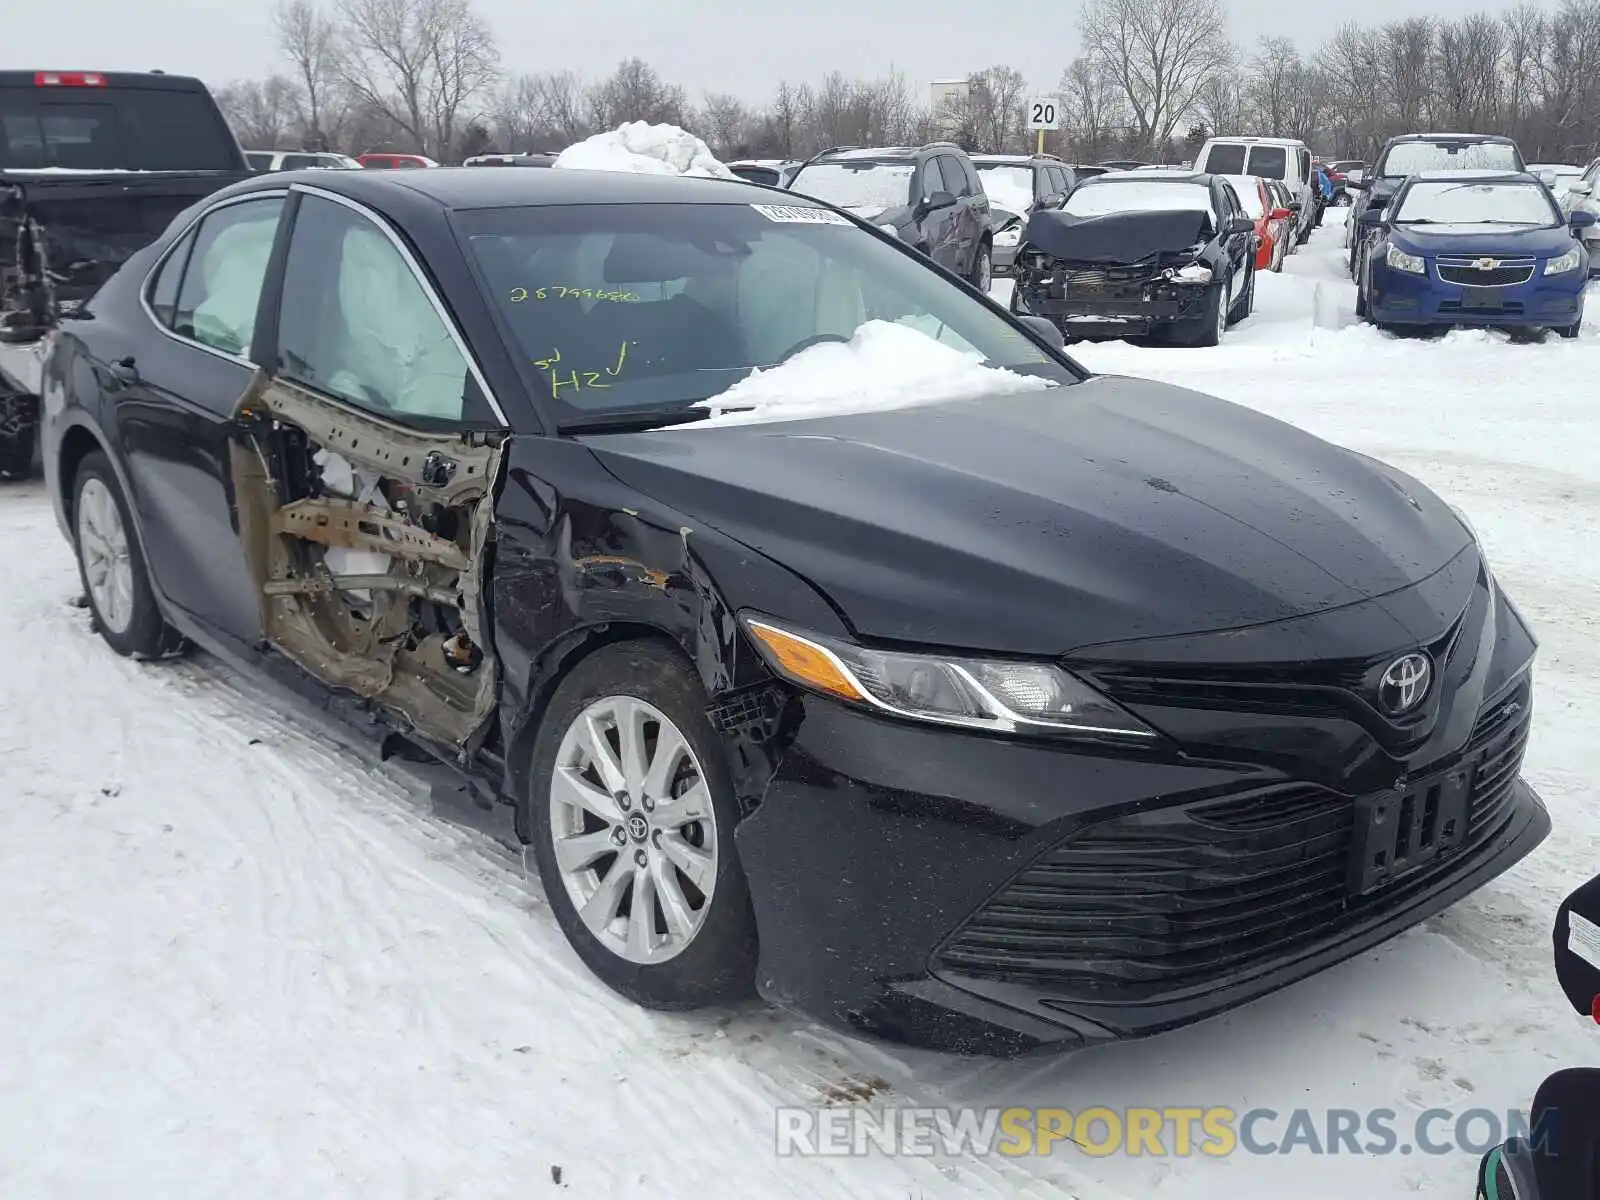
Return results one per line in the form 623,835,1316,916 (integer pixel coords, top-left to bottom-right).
3,223,1599,1199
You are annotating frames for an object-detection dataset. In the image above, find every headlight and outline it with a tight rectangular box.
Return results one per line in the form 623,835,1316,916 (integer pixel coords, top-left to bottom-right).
742,616,1159,739
877,223,900,238
1386,244,1425,274
995,225,1021,248
1545,245,1582,275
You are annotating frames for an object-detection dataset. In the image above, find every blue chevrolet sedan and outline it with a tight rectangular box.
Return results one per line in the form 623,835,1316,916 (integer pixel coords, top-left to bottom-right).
1357,169,1596,337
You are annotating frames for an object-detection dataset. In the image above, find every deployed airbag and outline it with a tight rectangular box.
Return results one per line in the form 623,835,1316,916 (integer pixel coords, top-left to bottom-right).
1022,208,1213,264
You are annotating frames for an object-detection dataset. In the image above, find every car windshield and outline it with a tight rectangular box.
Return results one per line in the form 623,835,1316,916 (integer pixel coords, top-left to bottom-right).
787,161,914,210
1064,180,1212,216
1393,180,1559,226
1380,141,1521,177
975,163,1034,212
1222,177,1264,217
457,201,1073,427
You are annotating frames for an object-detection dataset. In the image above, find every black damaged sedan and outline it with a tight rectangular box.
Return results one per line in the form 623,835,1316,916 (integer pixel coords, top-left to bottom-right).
38,166,1547,1056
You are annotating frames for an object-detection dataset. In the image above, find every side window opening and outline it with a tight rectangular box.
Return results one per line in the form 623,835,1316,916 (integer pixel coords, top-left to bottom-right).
145,227,198,329
275,193,480,422
171,197,285,356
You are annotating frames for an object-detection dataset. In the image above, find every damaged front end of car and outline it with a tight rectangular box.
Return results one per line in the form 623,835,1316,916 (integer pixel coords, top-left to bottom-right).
228,371,505,760
1011,207,1220,338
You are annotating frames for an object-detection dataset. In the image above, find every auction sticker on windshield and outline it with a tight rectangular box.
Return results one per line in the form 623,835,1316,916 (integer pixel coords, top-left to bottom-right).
1569,912,1600,969
751,204,853,225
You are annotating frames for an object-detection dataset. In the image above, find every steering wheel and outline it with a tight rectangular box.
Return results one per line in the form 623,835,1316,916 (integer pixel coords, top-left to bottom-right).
775,332,851,363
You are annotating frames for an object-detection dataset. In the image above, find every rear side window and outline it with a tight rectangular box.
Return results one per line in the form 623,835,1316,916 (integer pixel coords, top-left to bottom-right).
145,227,198,328
1246,145,1288,179
1204,144,1247,175
0,84,240,171
171,197,284,356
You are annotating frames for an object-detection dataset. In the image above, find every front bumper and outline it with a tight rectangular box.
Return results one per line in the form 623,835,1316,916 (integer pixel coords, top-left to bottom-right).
733,565,1548,1057
1370,258,1586,329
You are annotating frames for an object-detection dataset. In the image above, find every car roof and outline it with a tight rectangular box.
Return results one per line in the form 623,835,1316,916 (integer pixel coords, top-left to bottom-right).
1389,132,1515,143
970,154,1056,165
244,165,798,210
1080,170,1210,186
1404,169,1536,182
1204,135,1305,146
810,147,918,162
0,69,210,91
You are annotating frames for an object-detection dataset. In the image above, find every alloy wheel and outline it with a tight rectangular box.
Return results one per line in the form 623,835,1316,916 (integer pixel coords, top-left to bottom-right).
77,477,134,635
548,695,718,965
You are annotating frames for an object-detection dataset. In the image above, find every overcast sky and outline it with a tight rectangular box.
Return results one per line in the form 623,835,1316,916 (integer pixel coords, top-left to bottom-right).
9,0,1572,105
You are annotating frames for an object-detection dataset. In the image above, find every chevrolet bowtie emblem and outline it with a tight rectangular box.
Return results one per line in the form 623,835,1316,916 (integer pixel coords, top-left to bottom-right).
1474,257,1500,270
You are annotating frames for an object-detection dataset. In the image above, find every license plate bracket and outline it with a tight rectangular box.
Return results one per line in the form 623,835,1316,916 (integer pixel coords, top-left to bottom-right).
1348,760,1476,895
1460,287,1503,309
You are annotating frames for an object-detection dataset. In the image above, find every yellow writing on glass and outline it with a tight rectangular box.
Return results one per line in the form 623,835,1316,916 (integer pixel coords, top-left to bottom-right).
509,286,640,303
533,341,631,398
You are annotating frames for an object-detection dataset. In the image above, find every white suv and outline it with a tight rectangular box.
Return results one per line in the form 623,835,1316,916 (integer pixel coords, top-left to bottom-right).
1559,156,1600,273
1194,136,1317,250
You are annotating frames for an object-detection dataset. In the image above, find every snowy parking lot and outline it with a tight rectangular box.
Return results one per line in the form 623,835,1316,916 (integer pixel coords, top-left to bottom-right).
3,221,1599,1200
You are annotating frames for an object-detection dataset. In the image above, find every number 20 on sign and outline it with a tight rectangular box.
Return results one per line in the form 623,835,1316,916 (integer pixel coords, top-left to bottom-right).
1027,95,1061,153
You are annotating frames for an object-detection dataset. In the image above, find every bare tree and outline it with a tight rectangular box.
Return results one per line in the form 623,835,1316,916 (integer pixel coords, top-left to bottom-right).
1193,71,1244,138
1058,57,1129,160
1243,36,1298,134
215,76,305,149
333,0,499,158
940,65,1028,152
275,0,341,148
1079,0,1232,156
1433,14,1506,132
698,92,750,157
586,59,688,128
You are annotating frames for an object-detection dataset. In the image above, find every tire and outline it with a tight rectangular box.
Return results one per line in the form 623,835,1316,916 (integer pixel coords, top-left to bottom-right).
71,451,185,659
1559,320,1582,339
1180,278,1228,347
1355,250,1370,319
526,640,759,1011
1228,265,1254,325
1271,238,1284,271
0,431,35,480
968,240,993,292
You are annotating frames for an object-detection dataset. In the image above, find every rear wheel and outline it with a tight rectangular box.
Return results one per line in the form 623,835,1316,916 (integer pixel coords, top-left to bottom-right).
526,640,759,1010
968,240,993,292
71,452,186,659
1559,320,1582,339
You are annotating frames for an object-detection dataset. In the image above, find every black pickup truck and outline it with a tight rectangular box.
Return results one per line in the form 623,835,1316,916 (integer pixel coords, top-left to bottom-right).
0,70,252,477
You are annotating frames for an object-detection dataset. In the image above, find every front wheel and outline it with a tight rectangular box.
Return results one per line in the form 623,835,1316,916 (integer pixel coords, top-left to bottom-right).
1558,320,1582,339
526,640,759,1010
71,452,185,659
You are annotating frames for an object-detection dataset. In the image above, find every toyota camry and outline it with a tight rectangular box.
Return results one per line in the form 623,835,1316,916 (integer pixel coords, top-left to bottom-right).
34,166,1548,1056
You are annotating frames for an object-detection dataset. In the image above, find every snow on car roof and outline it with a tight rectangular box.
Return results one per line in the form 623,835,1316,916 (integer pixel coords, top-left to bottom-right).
1405,169,1532,181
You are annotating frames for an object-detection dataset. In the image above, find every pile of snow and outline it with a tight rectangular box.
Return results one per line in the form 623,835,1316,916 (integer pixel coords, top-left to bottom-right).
553,122,735,178
693,319,1054,426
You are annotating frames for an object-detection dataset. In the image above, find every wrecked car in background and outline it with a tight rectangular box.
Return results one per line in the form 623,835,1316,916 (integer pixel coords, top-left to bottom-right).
40,166,1549,1057
1011,170,1259,345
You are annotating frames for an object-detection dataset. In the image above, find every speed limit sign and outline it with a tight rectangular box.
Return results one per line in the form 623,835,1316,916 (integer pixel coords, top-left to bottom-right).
1027,97,1062,130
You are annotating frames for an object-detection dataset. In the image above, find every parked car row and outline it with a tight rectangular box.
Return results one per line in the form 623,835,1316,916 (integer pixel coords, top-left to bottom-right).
1339,132,1594,336
3,69,1553,1067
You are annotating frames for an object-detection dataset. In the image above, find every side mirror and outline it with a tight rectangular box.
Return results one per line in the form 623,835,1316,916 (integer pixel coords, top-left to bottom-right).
1226,215,1256,235
1572,210,1597,229
1538,169,1557,186
1346,168,1366,184
920,189,956,214
1271,206,1292,220
1572,181,1594,197
1016,314,1065,351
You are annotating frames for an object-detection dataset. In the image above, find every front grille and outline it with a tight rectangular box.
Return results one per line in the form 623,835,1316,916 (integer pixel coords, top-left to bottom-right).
935,682,1532,1002
1436,256,1535,287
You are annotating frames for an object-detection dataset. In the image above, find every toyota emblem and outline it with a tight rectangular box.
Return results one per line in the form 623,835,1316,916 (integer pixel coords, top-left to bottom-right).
1378,653,1432,716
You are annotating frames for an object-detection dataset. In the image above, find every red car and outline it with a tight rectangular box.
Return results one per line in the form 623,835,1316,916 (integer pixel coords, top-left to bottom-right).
357,152,439,169
1222,174,1293,271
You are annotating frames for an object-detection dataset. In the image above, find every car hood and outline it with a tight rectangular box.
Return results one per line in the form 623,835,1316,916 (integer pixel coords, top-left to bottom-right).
582,376,1472,656
1390,223,1579,256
